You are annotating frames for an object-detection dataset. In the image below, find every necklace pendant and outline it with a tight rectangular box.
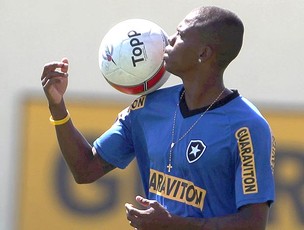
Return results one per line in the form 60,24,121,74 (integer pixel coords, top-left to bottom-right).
171,143,175,148
167,163,173,172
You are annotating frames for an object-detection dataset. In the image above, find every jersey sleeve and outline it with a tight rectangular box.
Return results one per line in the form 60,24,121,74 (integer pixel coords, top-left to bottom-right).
234,119,276,209
93,107,135,169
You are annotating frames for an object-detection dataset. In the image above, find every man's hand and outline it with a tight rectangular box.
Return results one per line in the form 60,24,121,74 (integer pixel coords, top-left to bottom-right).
125,196,172,230
41,58,69,106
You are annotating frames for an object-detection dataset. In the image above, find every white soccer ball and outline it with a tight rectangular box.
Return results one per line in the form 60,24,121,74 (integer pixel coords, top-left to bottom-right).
98,19,170,95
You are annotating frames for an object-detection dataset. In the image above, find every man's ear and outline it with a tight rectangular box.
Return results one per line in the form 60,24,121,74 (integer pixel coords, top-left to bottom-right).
199,45,213,62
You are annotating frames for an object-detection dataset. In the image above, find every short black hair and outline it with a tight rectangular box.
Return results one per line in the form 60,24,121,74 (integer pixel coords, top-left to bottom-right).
194,6,244,69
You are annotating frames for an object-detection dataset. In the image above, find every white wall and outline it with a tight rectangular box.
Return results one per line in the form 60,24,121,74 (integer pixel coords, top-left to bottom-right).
1,0,304,229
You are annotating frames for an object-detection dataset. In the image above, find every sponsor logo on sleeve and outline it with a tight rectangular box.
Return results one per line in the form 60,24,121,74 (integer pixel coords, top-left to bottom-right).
130,95,146,110
270,135,276,174
235,127,258,194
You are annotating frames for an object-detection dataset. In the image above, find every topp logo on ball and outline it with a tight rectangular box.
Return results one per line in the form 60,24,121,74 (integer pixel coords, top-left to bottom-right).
98,19,170,95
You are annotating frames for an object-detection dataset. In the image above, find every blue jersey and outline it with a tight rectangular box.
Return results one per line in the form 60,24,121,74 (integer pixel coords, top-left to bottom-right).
93,85,275,218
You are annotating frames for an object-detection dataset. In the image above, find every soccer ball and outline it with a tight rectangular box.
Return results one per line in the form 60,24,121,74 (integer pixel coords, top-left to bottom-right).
98,19,170,95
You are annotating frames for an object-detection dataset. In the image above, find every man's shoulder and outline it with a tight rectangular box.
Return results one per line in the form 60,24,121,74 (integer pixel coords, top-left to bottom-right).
226,94,270,133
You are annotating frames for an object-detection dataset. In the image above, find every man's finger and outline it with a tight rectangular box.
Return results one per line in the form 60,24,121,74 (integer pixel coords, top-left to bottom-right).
136,195,159,208
61,58,69,73
41,60,68,80
125,203,144,217
136,196,150,206
41,71,68,86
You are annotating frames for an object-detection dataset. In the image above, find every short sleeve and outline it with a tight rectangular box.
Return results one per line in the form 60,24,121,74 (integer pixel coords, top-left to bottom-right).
93,107,135,169
234,122,275,209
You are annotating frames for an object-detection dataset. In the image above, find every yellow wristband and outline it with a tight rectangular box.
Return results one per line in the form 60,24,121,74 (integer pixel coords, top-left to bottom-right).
49,111,70,126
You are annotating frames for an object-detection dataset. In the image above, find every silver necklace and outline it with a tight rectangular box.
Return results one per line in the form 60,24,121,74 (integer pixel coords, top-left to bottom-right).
167,88,226,172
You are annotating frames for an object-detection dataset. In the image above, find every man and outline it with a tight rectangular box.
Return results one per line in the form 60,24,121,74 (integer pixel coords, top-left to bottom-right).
41,6,275,230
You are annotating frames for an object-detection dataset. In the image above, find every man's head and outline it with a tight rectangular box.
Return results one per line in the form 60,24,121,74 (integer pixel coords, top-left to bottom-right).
164,6,244,76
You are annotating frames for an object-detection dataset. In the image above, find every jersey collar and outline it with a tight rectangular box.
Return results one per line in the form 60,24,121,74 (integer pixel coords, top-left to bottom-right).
179,89,240,118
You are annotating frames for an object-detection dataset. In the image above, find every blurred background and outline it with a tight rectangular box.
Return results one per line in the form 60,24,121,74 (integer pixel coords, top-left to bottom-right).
1,0,303,229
